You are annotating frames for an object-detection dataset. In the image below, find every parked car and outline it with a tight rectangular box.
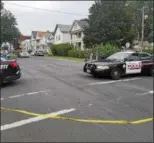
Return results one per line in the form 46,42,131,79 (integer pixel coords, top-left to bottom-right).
34,51,44,56
30,52,35,56
83,51,154,80
18,52,30,58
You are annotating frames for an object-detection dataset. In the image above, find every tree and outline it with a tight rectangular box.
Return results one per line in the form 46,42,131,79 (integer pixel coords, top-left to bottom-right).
130,0,153,42
1,2,21,46
83,0,153,48
83,1,138,48
147,31,154,43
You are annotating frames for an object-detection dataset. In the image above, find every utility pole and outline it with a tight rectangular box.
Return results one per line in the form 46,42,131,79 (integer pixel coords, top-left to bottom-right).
141,5,145,52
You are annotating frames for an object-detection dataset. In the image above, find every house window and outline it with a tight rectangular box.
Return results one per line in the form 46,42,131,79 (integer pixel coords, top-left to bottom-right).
56,35,60,41
78,33,81,38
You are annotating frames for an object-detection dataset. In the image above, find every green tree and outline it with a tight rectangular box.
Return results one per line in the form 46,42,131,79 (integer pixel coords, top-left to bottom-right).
1,2,21,46
83,1,138,48
83,0,153,48
130,0,153,42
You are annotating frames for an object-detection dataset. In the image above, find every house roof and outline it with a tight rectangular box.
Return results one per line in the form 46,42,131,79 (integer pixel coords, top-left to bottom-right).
75,19,89,29
31,31,49,39
37,31,48,38
45,31,53,38
70,19,89,32
54,24,72,34
18,35,31,42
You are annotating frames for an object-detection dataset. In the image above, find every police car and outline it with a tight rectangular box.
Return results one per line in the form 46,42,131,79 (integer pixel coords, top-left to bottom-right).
0,56,21,85
83,51,154,80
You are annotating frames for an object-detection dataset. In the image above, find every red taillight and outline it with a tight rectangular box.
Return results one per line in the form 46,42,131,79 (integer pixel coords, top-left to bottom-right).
10,62,18,68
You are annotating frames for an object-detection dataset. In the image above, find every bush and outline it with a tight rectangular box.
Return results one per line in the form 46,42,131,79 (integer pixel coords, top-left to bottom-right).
96,43,120,57
68,49,86,58
51,43,73,56
142,47,154,54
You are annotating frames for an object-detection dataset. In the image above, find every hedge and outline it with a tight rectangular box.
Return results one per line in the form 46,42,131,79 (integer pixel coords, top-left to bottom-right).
51,43,73,56
142,48,154,54
96,43,120,57
50,43,121,59
68,49,85,58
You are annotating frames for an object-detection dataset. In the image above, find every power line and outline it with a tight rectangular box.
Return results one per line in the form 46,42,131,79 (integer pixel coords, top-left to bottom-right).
4,2,88,17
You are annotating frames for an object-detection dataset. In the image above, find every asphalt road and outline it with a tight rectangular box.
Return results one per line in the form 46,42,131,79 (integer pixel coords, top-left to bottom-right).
1,56,153,142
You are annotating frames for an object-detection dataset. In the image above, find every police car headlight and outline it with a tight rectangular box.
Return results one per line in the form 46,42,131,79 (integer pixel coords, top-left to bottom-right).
97,66,109,69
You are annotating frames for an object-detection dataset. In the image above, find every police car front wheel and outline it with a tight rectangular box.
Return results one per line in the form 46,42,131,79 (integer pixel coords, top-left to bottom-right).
148,67,154,76
110,68,121,80
0,76,3,86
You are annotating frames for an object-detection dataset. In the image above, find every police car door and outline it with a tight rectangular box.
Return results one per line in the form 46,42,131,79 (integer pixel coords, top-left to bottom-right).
139,52,153,67
125,53,142,74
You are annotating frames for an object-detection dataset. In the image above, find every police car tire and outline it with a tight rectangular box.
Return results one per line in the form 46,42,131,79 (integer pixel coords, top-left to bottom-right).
93,73,99,78
0,76,3,86
148,67,154,76
110,68,121,80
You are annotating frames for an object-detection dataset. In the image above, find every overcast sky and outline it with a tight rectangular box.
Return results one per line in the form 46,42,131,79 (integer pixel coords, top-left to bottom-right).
3,1,94,36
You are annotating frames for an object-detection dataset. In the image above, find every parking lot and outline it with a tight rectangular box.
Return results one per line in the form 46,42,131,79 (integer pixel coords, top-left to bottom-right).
1,56,153,142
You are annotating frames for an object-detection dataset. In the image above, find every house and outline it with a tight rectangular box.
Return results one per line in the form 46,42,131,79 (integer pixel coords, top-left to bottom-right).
39,31,54,53
17,35,31,51
31,31,49,52
20,39,31,52
70,19,89,50
53,24,71,44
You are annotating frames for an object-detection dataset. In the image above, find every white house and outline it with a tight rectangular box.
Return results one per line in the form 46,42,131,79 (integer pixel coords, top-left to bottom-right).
53,24,71,44
39,32,54,53
31,31,53,53
31,31,38,52
70,19,89,50
20,39,31,52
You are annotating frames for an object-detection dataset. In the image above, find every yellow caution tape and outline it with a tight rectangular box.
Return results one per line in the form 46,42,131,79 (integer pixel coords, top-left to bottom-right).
0,107,153,125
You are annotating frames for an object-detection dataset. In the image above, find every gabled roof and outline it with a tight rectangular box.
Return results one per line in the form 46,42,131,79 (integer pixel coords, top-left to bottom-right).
18,35,31,41
76,19,89,29
54,24,72,34
70,19,89,32
37,31,48,38
31,31,48,39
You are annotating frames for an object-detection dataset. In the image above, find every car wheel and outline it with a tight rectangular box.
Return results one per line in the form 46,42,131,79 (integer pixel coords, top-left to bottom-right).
148,66,154,76
93,72,99,78
110,68,121,80
0,76,3,86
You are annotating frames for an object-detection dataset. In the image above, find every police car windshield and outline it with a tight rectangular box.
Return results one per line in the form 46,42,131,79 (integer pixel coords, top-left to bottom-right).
106,52,132,61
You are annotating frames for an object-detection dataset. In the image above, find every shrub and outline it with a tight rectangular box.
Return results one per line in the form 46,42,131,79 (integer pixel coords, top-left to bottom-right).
68,49,86,58
96,43,120,57
142,47,154,54
51,43,73,56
